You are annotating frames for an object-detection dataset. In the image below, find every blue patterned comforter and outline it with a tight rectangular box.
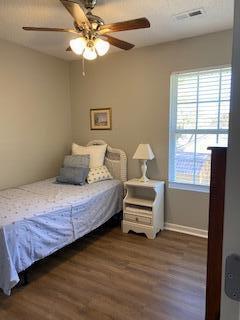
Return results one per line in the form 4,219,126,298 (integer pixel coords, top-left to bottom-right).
0,178,123,295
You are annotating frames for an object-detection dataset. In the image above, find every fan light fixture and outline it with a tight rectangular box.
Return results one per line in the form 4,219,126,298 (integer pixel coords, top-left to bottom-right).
70,37,110,60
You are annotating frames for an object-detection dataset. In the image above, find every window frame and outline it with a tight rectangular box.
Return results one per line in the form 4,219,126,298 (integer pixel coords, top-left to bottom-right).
168,65,231,193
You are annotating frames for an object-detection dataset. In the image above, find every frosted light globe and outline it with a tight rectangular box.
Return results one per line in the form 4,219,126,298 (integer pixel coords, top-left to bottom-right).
95,38,110,56
83,47,97,60
70,37,86,55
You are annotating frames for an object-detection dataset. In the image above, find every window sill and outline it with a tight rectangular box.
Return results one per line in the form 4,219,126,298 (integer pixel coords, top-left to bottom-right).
168,182,210,193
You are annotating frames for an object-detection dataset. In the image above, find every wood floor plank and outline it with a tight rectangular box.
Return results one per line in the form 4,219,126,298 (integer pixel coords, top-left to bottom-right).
0,225,207,320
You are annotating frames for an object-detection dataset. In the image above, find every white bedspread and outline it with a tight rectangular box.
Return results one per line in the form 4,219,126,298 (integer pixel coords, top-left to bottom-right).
0,178,123,295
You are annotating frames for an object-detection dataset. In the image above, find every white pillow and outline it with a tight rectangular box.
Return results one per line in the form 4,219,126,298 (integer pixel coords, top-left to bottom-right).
87,166,113,184
72,143,107,169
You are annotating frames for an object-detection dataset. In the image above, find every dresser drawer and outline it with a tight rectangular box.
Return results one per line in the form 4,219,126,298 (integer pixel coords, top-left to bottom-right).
124,213,152,226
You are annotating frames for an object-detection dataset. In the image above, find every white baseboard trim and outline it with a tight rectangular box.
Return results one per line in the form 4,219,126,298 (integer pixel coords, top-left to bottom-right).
164,223,208,239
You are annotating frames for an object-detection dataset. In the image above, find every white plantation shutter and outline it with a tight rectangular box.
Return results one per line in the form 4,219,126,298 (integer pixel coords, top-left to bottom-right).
169,67,231,190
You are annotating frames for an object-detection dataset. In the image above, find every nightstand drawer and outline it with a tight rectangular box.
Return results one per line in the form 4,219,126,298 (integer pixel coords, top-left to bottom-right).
124,213,152,225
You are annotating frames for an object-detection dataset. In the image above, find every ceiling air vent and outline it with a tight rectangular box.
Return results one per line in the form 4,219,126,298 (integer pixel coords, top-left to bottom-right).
174,8,205,22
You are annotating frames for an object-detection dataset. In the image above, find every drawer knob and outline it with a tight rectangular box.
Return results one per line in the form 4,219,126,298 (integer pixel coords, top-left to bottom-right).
136,217,139,222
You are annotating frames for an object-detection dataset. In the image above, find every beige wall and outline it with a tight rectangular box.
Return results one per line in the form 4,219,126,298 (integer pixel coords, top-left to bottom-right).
70,30,233,230
0,38,72,190
0,31,232,230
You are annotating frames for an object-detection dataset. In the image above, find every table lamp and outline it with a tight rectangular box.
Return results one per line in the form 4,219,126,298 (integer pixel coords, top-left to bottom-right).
133,144,155,182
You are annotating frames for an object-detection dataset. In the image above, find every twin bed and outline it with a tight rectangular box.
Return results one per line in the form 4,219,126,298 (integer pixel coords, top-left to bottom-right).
0,141,127,295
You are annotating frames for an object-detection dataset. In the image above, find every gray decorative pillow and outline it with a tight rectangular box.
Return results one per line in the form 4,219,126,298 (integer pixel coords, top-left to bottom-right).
64,155,90,169
56,167,89,185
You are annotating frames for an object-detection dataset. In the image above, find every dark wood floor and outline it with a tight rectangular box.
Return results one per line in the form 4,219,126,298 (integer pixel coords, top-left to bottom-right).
0,223,207,320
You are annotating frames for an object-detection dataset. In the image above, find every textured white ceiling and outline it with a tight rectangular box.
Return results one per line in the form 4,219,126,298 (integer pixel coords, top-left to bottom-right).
0,0,234,60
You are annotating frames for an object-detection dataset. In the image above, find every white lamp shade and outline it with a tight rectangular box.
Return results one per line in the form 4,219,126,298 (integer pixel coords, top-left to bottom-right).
133,144,155,160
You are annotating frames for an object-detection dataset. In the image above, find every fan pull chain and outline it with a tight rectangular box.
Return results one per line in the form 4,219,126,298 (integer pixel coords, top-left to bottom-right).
82,57,86,77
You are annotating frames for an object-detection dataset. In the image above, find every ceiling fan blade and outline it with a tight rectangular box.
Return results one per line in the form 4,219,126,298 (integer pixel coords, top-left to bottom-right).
66,46,72,52
99,17,150,35
23,27,77,34
60,0,91,28
102,35,134,50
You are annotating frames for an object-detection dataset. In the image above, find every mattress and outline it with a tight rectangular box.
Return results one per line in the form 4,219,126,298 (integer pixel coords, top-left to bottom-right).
0,178,123,295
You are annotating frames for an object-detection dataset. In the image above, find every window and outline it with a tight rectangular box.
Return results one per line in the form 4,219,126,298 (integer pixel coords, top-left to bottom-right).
169,66,231,191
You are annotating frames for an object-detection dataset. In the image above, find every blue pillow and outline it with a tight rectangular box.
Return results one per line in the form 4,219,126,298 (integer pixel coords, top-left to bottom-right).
64,155,90,168
56,167,89,185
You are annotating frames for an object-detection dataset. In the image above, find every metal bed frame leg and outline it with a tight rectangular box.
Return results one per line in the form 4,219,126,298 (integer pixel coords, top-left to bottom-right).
22,270,29,286
17,270,29,288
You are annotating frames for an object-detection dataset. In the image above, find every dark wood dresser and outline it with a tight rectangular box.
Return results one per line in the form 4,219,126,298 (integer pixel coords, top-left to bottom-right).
205,147,227,320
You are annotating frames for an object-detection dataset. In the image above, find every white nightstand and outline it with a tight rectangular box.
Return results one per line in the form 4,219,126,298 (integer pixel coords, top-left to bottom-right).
122,179,165,239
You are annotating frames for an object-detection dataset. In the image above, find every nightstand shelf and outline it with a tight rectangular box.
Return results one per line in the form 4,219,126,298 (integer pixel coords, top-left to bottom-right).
122,179,165,239
124,197,153,207
125,204,152,215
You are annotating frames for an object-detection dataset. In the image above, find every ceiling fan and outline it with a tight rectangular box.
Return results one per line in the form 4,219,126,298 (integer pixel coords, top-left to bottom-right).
23,0,151,61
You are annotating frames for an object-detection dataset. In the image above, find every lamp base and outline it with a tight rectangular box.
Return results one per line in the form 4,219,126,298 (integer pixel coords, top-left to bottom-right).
139,176,150,183
138,160,149,183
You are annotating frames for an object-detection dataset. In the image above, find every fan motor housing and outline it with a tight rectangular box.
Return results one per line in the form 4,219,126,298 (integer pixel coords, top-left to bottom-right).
86,12,104,26
84,0,97,10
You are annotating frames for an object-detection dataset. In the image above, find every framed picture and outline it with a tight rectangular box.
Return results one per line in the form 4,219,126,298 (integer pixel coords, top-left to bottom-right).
90,108,112,130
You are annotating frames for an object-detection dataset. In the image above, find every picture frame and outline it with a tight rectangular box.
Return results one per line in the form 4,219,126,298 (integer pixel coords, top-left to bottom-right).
90,107,112,130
